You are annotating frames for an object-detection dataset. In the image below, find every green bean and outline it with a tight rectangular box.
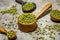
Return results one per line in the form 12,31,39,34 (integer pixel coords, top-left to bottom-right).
22,2,35,11
18,13,36,24
0,5,17,15
51,10,60,18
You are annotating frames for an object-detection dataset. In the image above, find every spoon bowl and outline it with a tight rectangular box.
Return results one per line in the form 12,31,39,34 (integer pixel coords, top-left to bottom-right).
15,0,36,13
0,27,17,40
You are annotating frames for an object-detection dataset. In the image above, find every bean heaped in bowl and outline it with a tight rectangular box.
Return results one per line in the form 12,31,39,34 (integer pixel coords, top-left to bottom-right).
50,10,60,22
18,13,37,32
18,13,36,24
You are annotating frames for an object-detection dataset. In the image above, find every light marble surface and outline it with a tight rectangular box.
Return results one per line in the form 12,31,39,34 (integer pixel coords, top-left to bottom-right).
0,0,60,40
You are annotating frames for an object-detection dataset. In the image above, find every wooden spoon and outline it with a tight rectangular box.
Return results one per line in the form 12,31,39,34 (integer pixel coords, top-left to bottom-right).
0,26,7,34
0,27,17,40
18,3,52,32
15,0,36,13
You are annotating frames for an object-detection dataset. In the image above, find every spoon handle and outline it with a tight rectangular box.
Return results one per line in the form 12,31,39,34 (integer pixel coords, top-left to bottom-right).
15,0,25,5
36,3,52,19
0,27,7,34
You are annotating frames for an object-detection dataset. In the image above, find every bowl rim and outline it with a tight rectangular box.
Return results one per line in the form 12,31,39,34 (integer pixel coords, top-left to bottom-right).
18,13,37,25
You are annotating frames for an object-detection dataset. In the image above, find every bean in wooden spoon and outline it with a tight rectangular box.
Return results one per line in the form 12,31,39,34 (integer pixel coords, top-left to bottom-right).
15,0,36,13
0,27,17,40
17,3,52,32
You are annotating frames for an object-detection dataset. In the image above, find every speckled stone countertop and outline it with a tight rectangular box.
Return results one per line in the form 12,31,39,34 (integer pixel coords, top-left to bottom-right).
0,0,60,40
